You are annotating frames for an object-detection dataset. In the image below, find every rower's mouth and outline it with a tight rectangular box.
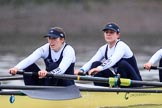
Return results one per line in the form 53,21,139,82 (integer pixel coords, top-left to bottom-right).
50,44,55,47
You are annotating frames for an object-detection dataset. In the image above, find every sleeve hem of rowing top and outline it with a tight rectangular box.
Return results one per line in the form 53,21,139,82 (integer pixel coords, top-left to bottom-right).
80,68,88,74
80,68,84,72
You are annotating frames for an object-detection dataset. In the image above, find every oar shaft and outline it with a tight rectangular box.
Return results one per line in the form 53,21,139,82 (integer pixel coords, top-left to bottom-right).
47,73,162,87
131,80,162,87
17,71,109,83
0,91,24,95
80,87,162,93
1,88,162,94
0,85,60,90
16,71,162,87
0,76,23,81
150,66,162,70
47,73,109,83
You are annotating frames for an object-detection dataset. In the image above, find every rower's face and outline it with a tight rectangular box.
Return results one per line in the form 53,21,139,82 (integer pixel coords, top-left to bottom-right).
47,37,64,52
104,30,120,44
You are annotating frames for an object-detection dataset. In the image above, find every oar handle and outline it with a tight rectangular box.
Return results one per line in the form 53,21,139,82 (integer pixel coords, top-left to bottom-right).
17,70,25,75
150,66,162,70
150,66,158,70
17,71,38,76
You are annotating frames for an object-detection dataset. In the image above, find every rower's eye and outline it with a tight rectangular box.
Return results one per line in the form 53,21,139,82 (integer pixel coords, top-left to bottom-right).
105,31,115,34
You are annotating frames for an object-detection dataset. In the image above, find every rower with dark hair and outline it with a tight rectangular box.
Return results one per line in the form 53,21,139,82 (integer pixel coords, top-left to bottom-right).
9,27,76,86
75,22,142,87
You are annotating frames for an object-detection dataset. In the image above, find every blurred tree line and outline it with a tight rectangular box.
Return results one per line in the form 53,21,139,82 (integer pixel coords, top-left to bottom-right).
0,0,110,5
0,0,162,55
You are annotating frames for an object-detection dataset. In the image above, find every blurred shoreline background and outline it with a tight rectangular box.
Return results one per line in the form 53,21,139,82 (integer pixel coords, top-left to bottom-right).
0,0,162,81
